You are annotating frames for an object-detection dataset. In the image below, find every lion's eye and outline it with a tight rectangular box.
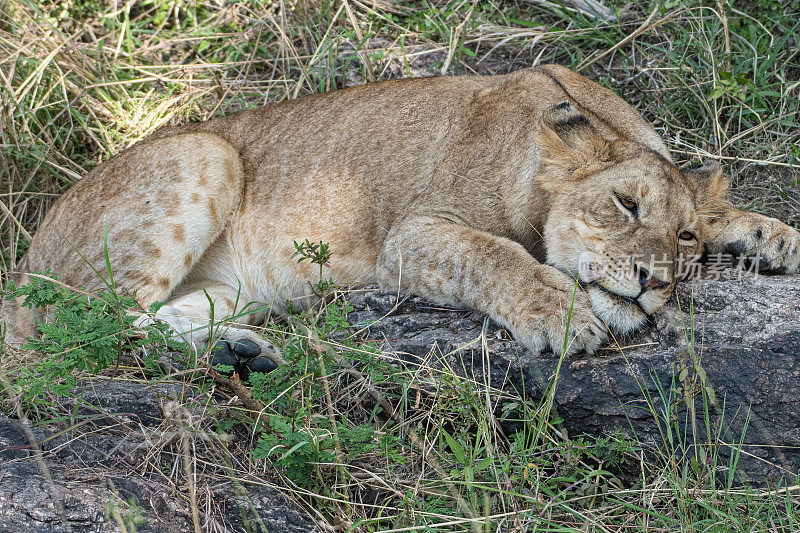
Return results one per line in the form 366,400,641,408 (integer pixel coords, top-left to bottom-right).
616,195,638,216
679,230,696,241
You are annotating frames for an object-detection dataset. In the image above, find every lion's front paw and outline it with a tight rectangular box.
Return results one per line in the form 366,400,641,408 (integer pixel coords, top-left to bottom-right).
720,214,800,274
514,279,608,356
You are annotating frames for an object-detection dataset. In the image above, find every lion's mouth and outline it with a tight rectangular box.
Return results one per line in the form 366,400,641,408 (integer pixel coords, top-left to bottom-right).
593,283,646,314
551,263,651,315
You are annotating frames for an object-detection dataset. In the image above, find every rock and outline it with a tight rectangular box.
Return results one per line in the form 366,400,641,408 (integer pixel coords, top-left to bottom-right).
66,381,193,427
0,381,316,532
345,270,800,485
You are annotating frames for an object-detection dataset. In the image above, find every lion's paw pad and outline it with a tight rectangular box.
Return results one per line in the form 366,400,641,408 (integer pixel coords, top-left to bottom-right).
246,357,278,374
210,344,238,375
211,339,277,376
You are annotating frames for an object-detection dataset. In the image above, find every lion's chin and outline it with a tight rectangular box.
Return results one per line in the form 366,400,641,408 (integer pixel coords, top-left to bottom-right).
586,286,648,335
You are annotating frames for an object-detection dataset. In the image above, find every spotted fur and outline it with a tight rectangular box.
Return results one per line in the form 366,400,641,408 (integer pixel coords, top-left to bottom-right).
3,65,798,360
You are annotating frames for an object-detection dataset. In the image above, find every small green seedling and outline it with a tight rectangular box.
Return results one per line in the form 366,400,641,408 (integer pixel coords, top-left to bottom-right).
292,239,334,294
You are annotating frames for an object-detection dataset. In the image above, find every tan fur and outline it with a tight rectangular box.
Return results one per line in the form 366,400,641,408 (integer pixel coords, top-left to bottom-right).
4,65,799,359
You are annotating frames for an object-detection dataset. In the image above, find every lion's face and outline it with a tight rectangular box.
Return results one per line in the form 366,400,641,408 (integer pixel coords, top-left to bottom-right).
537,103,727,334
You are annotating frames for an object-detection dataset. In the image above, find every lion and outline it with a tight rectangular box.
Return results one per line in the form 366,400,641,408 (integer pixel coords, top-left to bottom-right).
3,64,799,371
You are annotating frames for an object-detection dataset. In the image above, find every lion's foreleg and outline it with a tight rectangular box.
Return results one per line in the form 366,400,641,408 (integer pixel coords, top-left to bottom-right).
705,205,800,274
376,216,608,356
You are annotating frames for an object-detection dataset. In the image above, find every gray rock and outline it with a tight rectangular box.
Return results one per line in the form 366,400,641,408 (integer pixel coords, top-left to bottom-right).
345,271,800,485
0,380,316,532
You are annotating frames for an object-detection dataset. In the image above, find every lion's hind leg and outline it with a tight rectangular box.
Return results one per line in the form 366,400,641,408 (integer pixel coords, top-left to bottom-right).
13,133,279,369
1,273,38,349
115,133,250,307
135,282,284,374
21,132,245,309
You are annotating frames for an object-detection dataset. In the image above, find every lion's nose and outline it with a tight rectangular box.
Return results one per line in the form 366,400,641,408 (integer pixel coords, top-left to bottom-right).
638,266,670,291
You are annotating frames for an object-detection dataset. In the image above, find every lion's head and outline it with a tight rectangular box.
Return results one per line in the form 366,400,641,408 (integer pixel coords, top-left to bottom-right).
537,102,729,334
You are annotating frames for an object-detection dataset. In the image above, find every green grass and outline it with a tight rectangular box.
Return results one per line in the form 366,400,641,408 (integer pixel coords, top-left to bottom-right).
1,0,800,530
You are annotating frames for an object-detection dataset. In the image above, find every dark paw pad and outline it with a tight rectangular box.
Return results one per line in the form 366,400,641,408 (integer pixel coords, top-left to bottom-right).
231,339,261,360
211,339,276,379
247,357,278,375
211,341,238,375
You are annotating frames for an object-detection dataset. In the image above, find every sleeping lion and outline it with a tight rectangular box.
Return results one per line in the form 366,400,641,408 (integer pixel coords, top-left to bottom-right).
3,64,798,370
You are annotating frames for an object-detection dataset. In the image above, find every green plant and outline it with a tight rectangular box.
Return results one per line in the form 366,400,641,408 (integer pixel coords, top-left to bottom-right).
253,413,338,486
3,271,183,408
3,0,800,529
106,494,144,532
247,297,406,491
292,239,334,294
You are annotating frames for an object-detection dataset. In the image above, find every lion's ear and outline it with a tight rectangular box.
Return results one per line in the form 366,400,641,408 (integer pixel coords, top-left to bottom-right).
538,101,611,181
684,161,729,205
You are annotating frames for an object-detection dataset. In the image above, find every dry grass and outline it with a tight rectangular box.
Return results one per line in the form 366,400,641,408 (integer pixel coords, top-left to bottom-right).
2,0,798,274
1,0,800,530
